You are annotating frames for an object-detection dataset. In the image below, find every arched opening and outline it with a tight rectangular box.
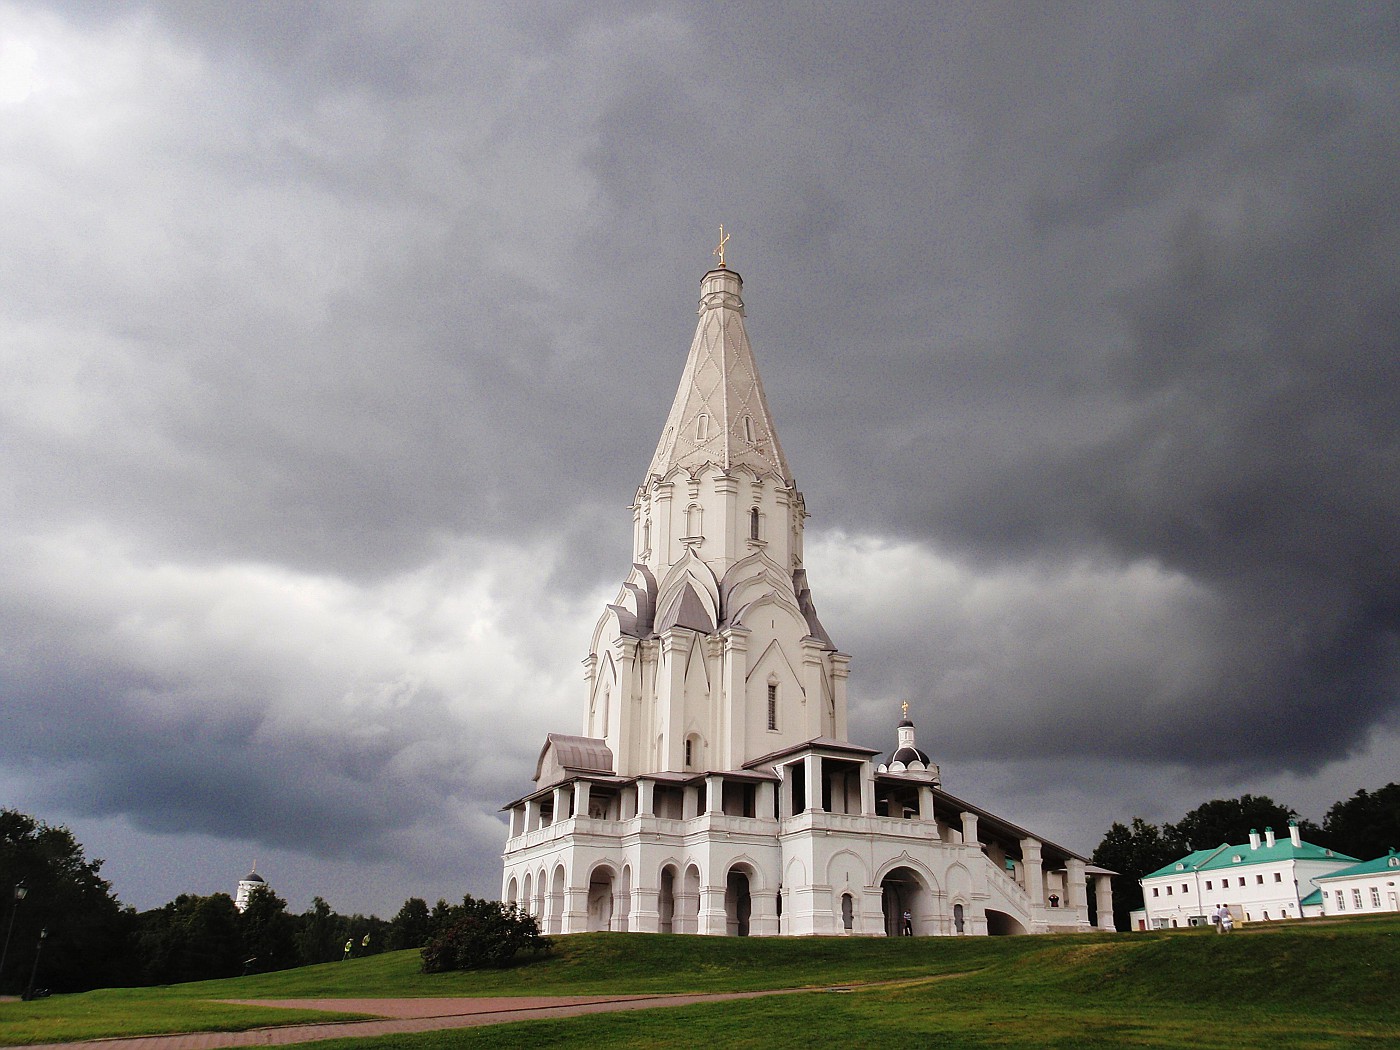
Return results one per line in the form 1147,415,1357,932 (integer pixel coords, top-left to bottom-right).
841,893,854,932
725,867,753,936
881,866,929,936
548,866,565,934
587,866,616,931
658,866,677,934
986,909,1028,936
953,902,966,934
505,876,519,905
521,873,532,913
750,506,761,540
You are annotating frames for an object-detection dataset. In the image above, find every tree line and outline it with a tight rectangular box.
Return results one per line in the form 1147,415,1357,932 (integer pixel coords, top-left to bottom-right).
1091,783,1400,931
0,809,486,994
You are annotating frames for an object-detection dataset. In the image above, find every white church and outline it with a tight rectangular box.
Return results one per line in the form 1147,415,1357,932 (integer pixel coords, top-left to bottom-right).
500,246,1115,937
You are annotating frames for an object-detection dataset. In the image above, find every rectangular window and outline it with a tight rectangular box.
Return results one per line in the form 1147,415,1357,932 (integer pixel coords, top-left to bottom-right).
1182,884,1189,893
1353,888,1364,908
1152,887,1159,897
1239,877,1246,887
1371,888,1382,908
1256,874,1264,885
1166,886,1173,896
767,683,777,731
1274,872,1282,882
1205,880,1213,890
1336,891,1346,911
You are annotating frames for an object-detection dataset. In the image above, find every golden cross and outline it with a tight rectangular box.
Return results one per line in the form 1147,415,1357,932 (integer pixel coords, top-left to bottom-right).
901,701,909,718
714,224,730,268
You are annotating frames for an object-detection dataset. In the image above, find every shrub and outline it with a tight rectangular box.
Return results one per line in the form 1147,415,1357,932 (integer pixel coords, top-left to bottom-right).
420,896,551,972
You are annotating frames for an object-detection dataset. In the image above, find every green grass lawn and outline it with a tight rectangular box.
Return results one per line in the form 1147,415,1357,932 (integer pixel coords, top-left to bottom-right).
1,914,1396,1048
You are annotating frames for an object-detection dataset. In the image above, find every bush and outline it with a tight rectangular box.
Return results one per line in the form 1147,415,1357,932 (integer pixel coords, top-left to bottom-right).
420,896,551,972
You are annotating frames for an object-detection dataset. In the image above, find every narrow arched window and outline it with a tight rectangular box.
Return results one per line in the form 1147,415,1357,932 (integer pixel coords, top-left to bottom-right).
750,507,760,540
684,738,693,768
696,414,709,440
767,683,778,731
743,415,754,442
687,503,702,537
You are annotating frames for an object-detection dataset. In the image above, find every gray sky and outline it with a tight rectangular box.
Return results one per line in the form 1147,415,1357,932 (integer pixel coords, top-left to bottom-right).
2,1,1396,917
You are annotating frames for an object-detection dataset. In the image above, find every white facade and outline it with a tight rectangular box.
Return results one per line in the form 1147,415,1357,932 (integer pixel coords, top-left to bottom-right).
234,866,266,913
500,262,1114,937
1137,823,1358,929
1311,850,1400,918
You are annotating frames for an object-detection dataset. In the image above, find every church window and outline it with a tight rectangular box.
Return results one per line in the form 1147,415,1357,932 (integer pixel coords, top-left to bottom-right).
750,507,760,540
767,683,778,731
696,414,709,440
840,893,853,931
642,519,651,552
684,737,694,769
743,415,754,442
686,503,702,536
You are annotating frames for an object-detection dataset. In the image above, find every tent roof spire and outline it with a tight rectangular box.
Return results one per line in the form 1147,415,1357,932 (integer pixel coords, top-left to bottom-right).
646,243,791,483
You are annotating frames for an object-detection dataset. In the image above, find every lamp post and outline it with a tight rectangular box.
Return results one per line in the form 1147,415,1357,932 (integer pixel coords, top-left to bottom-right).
0,882,27,991
22,928,46,1001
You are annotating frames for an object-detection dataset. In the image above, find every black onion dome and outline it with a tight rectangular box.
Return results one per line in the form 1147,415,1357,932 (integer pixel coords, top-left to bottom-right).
891,745,930,765
242,871,265,883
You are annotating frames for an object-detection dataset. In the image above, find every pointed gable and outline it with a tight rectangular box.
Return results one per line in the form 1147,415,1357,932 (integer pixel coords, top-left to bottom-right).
647,268,792,483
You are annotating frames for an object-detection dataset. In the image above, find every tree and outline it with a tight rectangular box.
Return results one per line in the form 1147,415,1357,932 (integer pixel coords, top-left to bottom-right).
294,896,342,966
0,810,132,993
1322,784,1400,860
238,884,296,974
1165,795,1304,852
388,897,433,951
420,896,550,973
133,894,243,985
1092,818,1181,931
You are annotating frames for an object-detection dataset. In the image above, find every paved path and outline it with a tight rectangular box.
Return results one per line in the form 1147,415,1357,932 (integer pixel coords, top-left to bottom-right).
8,989,815,1050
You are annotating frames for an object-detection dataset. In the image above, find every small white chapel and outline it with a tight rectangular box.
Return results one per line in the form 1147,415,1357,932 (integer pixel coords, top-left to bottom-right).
500,240,1115,937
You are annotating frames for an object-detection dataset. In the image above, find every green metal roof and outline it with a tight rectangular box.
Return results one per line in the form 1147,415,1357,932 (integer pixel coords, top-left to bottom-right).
1299,887,1323,906
1143,835,1358,880
1313,849,1400,882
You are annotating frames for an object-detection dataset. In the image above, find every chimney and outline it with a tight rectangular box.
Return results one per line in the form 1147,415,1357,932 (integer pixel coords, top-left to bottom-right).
1265,826,1276,848
1288,819,1301,847
1249,828,1261,850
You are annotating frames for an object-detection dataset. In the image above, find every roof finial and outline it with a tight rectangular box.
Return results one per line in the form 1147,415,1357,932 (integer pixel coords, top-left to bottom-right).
713,224,730,269
901,700,909,719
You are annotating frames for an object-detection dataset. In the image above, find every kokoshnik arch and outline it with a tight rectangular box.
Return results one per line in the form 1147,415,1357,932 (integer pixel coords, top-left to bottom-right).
500,246,1116,937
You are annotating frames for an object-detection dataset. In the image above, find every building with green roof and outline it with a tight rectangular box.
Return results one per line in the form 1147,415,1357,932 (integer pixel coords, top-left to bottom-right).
1133,820,1358,930
1310,849,1400,918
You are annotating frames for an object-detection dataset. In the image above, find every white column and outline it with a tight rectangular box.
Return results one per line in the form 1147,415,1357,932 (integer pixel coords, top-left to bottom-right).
961,810,979,845
801,639,826,739
860,763,877,816
658,628,694,771
699,883,728,935
757,781,776,821
918,784,935,821
831,652,852,741
573,781,592,820
804,753,822,812
1067,858,1088,912
1095,875,1116,930
637,778,655,817
1021,838,1045,908
612,636,639,776
706,774,724,815
722,627,750,769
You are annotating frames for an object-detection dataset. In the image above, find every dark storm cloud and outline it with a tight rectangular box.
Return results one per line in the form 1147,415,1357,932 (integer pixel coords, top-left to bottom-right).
1,0,1396,910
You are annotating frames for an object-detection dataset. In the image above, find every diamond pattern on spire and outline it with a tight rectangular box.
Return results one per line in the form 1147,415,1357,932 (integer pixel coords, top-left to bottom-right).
647,269,792,482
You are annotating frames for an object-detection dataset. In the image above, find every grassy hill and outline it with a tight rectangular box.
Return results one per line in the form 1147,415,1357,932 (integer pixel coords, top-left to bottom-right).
2,915,1397,1048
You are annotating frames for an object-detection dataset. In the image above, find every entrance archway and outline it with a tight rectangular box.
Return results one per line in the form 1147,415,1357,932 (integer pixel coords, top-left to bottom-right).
587,866,616,931
725,867,753,936
986,909,1027,935
880,866,929,936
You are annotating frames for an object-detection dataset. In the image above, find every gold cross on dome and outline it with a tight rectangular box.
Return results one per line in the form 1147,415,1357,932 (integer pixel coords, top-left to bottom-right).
901,701,909,718
714,224,730,268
